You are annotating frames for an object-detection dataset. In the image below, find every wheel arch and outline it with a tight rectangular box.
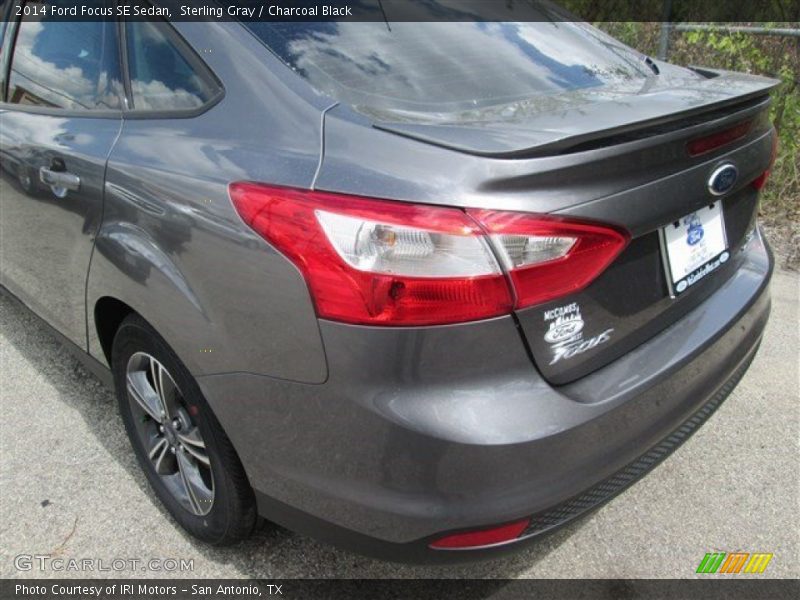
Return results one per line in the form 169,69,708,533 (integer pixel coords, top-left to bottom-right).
86,221,211,377
93,296,136,367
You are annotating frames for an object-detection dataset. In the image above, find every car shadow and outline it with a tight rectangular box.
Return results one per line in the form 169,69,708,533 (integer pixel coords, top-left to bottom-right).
0,292,586,579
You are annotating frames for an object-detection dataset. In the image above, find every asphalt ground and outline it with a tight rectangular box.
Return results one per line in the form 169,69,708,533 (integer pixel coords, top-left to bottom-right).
0,268,797,580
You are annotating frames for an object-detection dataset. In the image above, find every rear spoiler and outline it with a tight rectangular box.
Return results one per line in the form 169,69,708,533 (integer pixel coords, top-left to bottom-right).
372,69,780,158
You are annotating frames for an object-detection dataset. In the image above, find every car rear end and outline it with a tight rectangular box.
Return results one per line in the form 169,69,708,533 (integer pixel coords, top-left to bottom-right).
200,20,777,561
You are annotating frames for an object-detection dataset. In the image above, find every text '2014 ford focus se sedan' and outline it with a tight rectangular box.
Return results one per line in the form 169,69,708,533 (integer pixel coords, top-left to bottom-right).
0,7,778,562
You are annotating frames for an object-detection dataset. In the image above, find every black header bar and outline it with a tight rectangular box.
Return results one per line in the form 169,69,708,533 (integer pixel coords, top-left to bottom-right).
3,578,800,600
5,0,800,22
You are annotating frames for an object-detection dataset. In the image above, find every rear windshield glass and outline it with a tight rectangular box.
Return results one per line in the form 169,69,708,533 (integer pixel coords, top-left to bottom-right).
245,20,650,118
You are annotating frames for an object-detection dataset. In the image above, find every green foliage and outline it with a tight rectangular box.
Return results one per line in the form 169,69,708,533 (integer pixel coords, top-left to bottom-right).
558,1,800,22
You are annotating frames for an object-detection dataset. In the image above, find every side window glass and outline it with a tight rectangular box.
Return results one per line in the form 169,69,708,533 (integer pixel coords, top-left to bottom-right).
125,20,219,111
0,22,5,56
0,0,9,52
7,7,122,110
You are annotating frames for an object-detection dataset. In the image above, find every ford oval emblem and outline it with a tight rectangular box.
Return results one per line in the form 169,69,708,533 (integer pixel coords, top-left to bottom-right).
708,163,738,196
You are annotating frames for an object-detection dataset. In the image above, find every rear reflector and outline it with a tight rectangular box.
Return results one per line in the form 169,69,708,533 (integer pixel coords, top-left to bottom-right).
229,183,628,326
752,133,779,191
687,120,752,157
429,518,530,549
751,170,770,191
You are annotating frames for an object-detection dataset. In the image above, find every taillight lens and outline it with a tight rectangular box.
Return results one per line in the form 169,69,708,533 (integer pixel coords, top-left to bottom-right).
469,209,629,308
751,170,770,191
229,183,628,326
229,183,512,326
752,133,779,191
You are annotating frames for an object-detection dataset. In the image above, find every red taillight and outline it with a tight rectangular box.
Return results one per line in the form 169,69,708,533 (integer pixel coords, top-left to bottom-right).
229,183,628,326
469,210,628,309
751,170,770,191
229,183,513,326
687,120,752,157
752,133,779,191
429,518,530,549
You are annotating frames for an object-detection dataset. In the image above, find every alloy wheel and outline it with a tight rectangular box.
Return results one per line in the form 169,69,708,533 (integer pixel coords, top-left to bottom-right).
125,352,214,516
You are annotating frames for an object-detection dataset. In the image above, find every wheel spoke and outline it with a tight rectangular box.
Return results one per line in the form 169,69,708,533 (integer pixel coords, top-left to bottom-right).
127,374,164,423
149,358,161,400
180,441,210,467
176,448,212,515
177,427,210,467
149,437,173,475
149,358,172,419
176,426,203,447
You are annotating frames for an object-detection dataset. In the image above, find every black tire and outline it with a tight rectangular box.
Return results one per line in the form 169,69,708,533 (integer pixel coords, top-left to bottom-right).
112,314,257,545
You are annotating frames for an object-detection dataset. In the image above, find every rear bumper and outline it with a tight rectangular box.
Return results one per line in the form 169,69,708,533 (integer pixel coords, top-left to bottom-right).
198,229,772,562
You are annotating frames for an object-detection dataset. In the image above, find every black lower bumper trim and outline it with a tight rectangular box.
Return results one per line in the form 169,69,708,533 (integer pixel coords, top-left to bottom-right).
521,342,759,538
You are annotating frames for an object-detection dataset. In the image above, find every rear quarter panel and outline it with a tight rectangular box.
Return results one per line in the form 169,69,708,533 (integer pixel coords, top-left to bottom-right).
87,22,330,382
